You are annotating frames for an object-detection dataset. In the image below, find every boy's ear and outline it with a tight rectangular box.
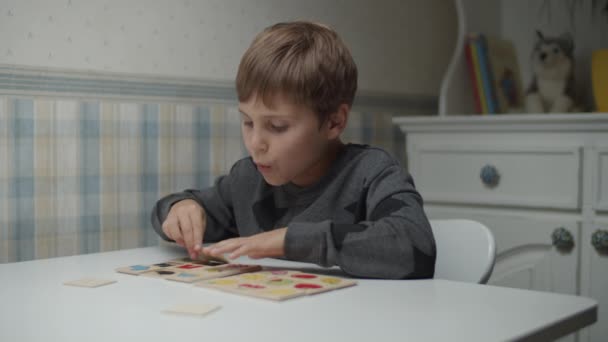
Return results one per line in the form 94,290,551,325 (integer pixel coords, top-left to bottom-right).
326,104,349,140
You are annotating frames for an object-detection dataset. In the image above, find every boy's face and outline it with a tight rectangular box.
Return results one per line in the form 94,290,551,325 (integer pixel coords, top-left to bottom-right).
239,94,341,187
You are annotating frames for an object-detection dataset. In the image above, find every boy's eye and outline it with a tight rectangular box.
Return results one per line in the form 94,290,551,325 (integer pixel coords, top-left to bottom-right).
270,124,288,133
243,121,253,128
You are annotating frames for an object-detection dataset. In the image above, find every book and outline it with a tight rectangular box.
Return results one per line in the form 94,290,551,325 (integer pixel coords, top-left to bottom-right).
464,33,524,114
467,34,489,114
478,35,499,114
483,35,525,113
464,41,483,114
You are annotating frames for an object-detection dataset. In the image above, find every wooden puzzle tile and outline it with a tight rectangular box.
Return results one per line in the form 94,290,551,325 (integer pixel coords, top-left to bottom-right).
169,253,228,266
164,271,207,283
115,264,161,275
140,269,180,279
173,263,206,271
195,253,229,265
63,277,117,288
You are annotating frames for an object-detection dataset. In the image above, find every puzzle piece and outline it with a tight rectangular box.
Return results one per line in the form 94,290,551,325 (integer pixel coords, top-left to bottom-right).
64,277,117,288
116,258,261,284
140,269,181,279
195,252,229,265
115,261,180,275
170,253,228,266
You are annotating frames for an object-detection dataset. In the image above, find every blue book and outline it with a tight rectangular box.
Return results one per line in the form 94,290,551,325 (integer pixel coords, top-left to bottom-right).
475,35,498,114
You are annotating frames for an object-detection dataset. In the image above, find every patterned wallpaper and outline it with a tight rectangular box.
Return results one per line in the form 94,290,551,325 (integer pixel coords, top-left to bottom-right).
0,0,457,95
0,95,397,263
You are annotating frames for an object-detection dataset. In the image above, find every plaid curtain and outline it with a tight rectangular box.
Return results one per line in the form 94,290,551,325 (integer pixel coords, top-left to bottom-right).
0,96,395,263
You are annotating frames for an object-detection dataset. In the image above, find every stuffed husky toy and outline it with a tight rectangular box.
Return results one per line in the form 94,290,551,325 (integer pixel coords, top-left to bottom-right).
525,30,579,113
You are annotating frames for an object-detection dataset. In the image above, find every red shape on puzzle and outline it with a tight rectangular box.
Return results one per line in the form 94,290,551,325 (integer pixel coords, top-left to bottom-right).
291,274,317,279
294,283,322,289
178,264,203,269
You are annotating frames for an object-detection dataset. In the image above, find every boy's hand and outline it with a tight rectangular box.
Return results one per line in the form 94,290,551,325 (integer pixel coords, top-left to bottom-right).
162,199,206,259
202,228,287,260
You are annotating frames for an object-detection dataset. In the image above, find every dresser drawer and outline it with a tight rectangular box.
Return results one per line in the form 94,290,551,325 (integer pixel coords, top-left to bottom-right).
410,144,582,209
593,146,608,212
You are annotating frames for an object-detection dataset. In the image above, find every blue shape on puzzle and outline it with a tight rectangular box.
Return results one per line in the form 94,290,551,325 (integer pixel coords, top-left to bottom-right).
130,265,150,271
178,273,197,278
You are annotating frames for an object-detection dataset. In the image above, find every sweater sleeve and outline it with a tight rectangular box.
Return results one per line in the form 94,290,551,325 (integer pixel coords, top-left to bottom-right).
150,172,238,244
283,164,436,279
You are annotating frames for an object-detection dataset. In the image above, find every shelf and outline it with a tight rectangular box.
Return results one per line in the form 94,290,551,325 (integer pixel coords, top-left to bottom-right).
393,113,608,132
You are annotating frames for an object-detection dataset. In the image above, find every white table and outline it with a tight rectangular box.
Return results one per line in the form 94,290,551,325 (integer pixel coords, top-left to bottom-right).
0,245,597,341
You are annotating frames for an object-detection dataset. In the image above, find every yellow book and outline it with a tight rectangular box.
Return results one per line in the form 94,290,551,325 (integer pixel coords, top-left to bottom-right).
592,49,608,112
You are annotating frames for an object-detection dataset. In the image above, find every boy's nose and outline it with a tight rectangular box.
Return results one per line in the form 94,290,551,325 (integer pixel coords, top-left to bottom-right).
250,131,268,153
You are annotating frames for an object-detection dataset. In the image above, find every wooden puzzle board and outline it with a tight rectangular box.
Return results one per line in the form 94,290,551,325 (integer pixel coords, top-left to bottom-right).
197,269,357,301
116,257,261,283
115,257,357,301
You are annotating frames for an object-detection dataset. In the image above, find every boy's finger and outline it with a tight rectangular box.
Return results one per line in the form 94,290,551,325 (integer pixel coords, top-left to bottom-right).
190,212,204,252
161,216,177,240
201,240,229,256
229,244,249,260
178,215,195,255
204,240,237,256
166,220,181,242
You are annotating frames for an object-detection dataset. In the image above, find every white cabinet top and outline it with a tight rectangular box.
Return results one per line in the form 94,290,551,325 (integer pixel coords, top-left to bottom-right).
393,113,608,132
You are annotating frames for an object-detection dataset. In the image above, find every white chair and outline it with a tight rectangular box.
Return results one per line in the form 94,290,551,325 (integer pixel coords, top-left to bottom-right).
430,219,496,284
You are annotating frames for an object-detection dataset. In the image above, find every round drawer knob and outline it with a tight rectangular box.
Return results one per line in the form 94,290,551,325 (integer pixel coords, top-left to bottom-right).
552,227,574,249
591,230,608,251
480,164,500,188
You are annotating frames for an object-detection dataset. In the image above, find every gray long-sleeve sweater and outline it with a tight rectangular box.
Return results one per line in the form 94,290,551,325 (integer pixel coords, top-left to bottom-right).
151,143,436,279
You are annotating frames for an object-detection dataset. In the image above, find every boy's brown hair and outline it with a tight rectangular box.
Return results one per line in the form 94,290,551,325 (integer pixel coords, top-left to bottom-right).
236,21,358,123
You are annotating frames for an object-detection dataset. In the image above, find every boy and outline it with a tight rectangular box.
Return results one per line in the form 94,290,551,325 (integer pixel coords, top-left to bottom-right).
151,21,436,279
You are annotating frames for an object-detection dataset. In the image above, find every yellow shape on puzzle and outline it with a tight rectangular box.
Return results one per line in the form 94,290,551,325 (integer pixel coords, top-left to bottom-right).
240,273,267,281
210,279,239,286
320,277,342,285
267,288,298,296
266,278,293,286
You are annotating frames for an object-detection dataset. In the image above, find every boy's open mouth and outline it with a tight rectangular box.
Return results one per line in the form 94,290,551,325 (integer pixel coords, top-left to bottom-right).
255,163,271,172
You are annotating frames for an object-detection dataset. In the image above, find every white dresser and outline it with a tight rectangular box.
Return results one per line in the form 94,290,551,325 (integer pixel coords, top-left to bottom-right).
394,113,608,342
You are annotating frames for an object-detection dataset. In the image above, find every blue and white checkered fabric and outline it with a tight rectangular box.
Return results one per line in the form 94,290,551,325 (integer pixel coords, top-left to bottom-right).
0,96,396,263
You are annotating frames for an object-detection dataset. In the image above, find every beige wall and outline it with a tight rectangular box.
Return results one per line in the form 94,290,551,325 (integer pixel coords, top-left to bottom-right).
0,0,457,96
